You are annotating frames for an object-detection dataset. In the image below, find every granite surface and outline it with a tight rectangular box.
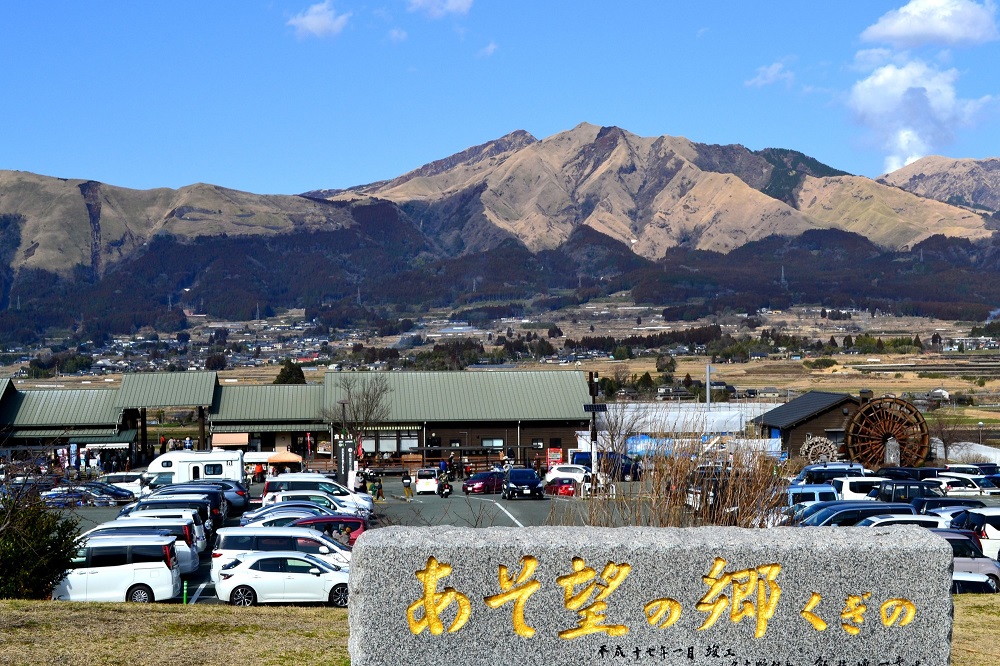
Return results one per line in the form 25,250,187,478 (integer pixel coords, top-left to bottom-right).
347,526,952,666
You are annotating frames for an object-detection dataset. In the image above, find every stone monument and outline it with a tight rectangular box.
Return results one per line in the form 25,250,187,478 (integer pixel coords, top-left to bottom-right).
348,525,952,666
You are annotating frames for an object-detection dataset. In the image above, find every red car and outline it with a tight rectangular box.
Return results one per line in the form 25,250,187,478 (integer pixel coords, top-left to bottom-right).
544,477,577,497
462,471,504,495
289,515,369,546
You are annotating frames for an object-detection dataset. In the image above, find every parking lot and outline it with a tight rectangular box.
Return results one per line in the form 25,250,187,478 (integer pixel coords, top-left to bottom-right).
68,483,572,605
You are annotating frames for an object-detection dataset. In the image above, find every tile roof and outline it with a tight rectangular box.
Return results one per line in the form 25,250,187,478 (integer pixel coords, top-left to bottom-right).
753,391,857,429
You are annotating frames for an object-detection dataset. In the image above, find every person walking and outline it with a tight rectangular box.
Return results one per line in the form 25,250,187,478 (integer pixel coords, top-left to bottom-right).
375,476,385,502
401,470,413,501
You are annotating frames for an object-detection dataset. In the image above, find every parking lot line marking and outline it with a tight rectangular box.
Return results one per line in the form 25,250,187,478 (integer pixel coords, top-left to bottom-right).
189,582,208,604
467,497,524,527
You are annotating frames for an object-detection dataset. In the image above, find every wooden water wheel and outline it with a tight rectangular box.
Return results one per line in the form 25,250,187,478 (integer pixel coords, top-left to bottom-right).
845,396,930,467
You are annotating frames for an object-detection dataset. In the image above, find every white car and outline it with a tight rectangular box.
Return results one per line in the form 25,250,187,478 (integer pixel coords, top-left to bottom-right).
82,520,200,575
241,510,319,528
263,491,365,518
216,551,349,607
544,464,590,484
52,534,181,603
210,526,351,583
118,508,207,553
853,514,951,528
953,507,1000,559
97,472,145,496
414,468,439,495
952,570,999,594
938,472,1000,496
927,477,990,497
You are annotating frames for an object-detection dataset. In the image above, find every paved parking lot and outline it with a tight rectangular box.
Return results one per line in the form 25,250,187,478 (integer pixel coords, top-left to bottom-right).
66,485,580,604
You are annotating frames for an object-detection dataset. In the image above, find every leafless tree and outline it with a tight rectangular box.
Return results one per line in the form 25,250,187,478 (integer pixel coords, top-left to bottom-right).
924,410,970,463
322,373,393,445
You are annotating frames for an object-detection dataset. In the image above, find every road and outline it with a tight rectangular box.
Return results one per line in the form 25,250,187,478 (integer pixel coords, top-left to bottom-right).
66,487,586,604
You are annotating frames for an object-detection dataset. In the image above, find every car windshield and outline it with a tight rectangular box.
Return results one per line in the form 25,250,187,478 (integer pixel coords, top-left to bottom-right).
468,473,492,481
976,477,998,489
510,471,539,483
301,553,336,571
949,538,983,558
800,507,841,526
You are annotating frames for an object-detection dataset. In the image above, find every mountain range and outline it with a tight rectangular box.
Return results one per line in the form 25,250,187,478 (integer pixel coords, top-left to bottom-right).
2,122,1000,343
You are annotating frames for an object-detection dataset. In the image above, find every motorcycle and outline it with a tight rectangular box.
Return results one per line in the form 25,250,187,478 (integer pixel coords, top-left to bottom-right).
437,477,453,498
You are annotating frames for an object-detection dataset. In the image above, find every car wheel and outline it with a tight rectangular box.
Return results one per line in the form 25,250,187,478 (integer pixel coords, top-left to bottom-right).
126,584,153,603
230,585,257,607
329,583,349,608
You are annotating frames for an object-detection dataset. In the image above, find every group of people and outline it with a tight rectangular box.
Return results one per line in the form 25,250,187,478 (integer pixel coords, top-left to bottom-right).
354,467,385,502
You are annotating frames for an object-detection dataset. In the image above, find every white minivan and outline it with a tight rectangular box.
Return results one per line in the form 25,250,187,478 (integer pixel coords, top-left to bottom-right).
82,520,200,576
52,534,182,603
829,476,889,500
261,473,374,515
210,526,351,583
120,507,208,552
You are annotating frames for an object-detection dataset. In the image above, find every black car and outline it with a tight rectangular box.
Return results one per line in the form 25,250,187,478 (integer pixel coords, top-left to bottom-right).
911,496,987,515
78,481,135,505
149,484,228,522
501,468,545,500
171,479,249,514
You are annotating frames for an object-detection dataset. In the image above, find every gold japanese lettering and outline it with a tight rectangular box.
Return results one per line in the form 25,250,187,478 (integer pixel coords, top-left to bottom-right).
406,556,472,635
556,557,631,639
695,557,782,638
644,597,682,629
840,592,871,635
484,556,542,638
695,557,731,631
880,598,916,627
800,592,827,631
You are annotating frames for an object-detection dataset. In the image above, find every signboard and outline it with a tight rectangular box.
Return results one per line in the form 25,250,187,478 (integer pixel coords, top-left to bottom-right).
546,448,563,467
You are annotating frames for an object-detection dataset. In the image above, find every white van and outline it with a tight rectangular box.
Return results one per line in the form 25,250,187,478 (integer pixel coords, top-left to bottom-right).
83,520,200,575
52,534,182,603
142,450,244,493
414,468,439,495
210,526,351,583
98,472,144,495
261,473,373,515
829,476,889,500
122,507,207,552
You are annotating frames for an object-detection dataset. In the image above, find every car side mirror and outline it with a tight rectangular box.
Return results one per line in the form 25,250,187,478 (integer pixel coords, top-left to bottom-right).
309,567,322,576
318,546,330,554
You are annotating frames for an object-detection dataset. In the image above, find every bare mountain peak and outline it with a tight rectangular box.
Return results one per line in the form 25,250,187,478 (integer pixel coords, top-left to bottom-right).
882,156,1000,213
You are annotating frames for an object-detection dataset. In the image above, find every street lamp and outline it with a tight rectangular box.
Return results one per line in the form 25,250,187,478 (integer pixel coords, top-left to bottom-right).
978,421,984,446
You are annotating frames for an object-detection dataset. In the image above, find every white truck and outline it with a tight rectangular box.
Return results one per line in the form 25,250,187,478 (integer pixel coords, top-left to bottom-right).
141,449,244,493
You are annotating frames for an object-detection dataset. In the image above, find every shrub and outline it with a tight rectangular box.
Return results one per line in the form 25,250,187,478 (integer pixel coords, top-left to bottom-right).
0,487,81,599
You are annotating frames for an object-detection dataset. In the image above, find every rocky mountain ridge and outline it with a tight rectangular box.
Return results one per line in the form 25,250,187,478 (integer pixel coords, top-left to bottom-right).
310,122,990,257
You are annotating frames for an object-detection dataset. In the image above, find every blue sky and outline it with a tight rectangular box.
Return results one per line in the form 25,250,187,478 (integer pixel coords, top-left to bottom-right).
2,1,999,194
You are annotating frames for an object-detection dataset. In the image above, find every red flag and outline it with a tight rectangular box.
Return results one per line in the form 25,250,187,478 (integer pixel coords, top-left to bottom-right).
356,434,363,459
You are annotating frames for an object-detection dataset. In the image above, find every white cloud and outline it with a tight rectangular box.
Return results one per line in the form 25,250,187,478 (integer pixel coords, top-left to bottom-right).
388,28,408,42
862,0,998,48
744,62,794,88
849,59,993,172
407,0,473,19
287,1,351,38
477,41,498,57
851,48,900,71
